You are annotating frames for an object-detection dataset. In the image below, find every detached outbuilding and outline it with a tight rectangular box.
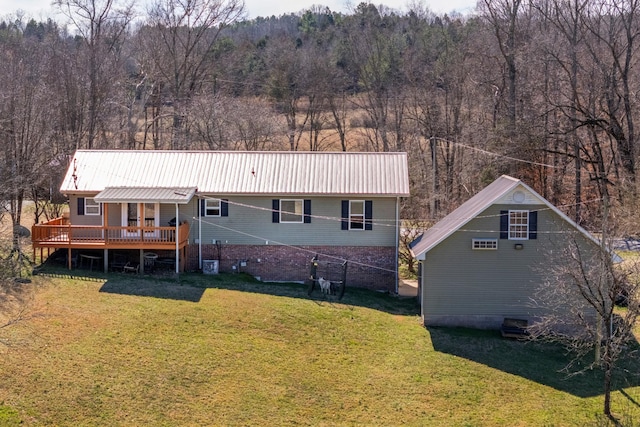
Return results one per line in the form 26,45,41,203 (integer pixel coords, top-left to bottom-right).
410,175,605,329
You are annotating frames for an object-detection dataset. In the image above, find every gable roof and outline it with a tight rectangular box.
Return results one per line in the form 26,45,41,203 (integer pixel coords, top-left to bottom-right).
410,175,602,259
61,150,410,197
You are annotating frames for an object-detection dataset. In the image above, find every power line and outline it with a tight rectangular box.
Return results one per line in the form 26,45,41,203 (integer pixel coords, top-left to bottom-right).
73,157,605,237
195,216,399,274
199,195,604,234
453,141,556,168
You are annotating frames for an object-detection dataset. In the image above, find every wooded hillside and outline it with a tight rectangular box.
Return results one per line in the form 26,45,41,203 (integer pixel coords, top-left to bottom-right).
1,0,639,235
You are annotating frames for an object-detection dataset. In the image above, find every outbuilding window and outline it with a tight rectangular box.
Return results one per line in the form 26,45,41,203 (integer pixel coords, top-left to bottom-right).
509,210,529,240
472,238,498,250
499,210,538,240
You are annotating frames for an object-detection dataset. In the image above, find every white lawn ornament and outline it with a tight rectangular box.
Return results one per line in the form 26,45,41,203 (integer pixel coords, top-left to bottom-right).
317,277,332,294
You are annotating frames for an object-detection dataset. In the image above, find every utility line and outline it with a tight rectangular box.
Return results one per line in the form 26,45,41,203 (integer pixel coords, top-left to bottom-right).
195,216,399,274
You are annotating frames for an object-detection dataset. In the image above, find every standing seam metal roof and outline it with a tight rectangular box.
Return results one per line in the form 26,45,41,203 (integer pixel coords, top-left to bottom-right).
94,187,198,204
61,150,410,196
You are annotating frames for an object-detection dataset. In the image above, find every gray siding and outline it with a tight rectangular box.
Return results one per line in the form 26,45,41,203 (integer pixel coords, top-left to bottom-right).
421,204,599,328
69,195,102,226
161,202,198,227
106,203,120,226
68,195,398,248
194,196,398,247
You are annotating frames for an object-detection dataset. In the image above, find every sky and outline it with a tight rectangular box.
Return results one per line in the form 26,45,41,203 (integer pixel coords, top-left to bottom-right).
0,0,477,22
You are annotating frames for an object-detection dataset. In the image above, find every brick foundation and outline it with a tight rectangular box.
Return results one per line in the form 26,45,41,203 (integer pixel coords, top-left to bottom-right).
185,244,396,292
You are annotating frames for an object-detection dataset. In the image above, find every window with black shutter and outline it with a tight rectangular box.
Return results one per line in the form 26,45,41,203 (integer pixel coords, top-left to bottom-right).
500,210,535,240
201,198,229,217
342,200,373,230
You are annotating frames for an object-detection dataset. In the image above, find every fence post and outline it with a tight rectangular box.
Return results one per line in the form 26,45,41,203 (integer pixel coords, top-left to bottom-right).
307,254,319,295
310,255,318,281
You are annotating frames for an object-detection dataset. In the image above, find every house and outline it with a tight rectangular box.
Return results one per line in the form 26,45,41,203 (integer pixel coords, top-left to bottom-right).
409,175,606,329
32,150,409,291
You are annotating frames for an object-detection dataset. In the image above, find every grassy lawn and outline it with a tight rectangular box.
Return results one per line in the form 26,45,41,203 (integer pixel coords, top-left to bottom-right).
0,270,639,426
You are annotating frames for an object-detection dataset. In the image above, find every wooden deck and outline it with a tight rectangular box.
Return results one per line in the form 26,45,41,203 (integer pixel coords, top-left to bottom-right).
32,218,190,251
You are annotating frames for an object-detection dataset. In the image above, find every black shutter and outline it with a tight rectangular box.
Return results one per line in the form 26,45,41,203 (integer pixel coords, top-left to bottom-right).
304,199,311,223
499,210,508,239
77,197,85,216
341,200,349,230
272,199,280,223
529,211,538,240
221,199,229,217
200,199,206,216
365,200,373,230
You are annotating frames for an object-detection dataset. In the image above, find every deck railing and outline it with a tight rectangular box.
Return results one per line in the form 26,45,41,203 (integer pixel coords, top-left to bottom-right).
32,217,190,249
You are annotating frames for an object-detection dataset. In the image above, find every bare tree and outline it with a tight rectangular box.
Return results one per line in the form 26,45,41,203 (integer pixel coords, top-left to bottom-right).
55,0,136,149
143,0,245,149
343,4,408,152
480,0,524,139
0,23,56,253
581,0,640,186
529,205,639,419
191,95,280,150
228,98,281,151
263,35,302,151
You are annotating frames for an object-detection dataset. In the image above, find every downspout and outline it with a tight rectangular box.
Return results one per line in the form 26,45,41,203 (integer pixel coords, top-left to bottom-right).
175,203,179,274
395,196,400,294
103,203,108,273
198,196,202,270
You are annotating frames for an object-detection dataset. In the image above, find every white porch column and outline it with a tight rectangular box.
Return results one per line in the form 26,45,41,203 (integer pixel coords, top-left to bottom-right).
198,197,202,270
395,196,400,295
175,203,179,274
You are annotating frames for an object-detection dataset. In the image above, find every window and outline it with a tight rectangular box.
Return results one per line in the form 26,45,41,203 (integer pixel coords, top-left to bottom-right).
85,198,100,216
472,238,498,250
349,200,365,230
509,210,529,240
204,199,220,217
200,198,228,217
280,199,303,223
341,200,373,230
500,210,537,240
272,199,310,223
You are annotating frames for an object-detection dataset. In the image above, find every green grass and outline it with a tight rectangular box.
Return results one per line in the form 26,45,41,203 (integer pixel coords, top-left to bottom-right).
1,271,640,426
0,405,21,426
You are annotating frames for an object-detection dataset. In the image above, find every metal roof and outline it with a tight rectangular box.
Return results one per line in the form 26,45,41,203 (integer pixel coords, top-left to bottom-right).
409,175,603,259
61,150,410,196
94,187,197,204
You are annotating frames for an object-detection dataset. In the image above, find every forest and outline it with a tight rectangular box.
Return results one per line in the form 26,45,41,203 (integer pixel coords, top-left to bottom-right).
1,0,640,237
